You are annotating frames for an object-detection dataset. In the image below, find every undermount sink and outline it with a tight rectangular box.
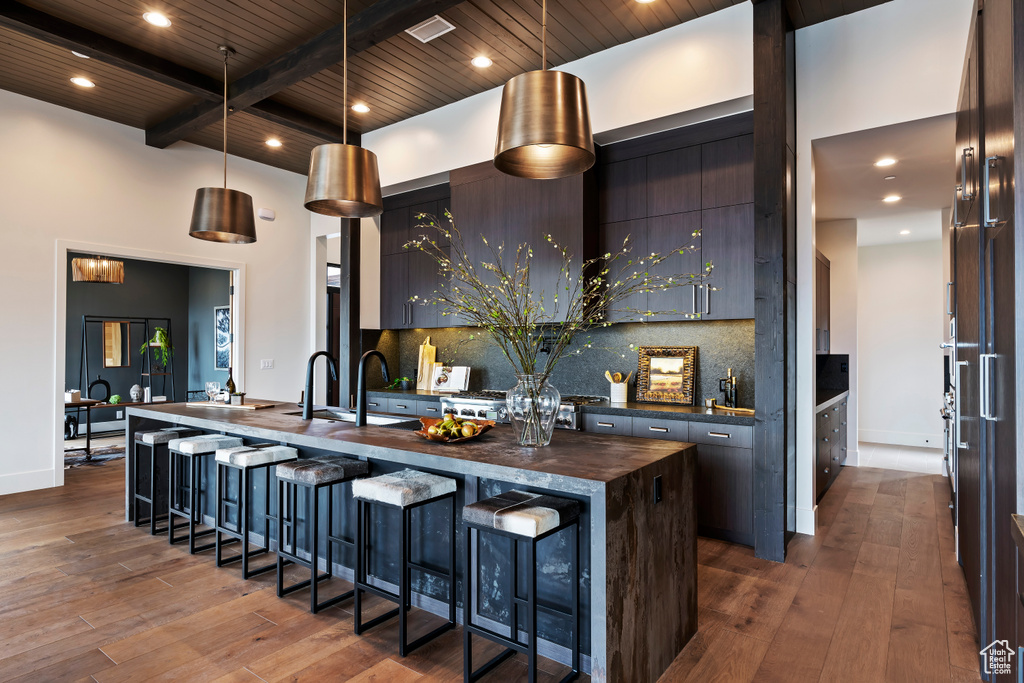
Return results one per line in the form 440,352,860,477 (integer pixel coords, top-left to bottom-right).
285,408,417,427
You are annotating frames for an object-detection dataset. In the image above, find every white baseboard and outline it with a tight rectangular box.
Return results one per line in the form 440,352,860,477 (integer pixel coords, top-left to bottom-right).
843,448,860,466
796,505,817,535
0,468,57,496
858,429,944,450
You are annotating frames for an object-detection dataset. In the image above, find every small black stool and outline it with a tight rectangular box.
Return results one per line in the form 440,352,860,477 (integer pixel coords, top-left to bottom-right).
352,469,457,656
276,456,369,613
167,434,244,553
132,427,201,535
462,490,581,683
214,444,298,579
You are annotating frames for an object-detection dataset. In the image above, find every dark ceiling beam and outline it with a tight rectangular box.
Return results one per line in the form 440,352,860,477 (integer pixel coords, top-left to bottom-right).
0,0,344,143
146,0,466,149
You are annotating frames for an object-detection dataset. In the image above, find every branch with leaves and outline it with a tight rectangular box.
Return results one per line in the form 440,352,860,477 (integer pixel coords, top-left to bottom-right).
405,211,713,385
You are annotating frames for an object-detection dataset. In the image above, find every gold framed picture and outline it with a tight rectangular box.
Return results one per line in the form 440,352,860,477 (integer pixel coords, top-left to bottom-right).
636,346,697,405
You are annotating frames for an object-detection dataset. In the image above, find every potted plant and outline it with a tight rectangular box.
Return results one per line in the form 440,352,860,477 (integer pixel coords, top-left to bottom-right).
406,211,711,447
140,326,174,370
386,377,415,391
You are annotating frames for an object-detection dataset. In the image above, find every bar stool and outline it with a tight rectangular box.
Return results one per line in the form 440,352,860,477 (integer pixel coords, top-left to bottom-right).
214,444,298,579
132,427,202,535
167,434,244,553
275,456,369,613
351,469,457,656
462,490,581,683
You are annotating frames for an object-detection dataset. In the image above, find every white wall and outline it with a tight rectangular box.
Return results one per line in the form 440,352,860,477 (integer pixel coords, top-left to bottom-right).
0,89,311,495
795,0,972,532
363,3,754,187
816,220,859,465
857,238,945,447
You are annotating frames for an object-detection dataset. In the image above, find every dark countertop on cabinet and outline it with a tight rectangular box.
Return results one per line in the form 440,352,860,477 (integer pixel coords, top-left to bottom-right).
1012,515,1024,555
816,389,850,410
368,389,756,426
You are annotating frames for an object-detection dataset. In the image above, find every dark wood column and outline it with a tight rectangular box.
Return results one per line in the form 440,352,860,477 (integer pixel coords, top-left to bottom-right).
752,0,796,562
337,218,361,408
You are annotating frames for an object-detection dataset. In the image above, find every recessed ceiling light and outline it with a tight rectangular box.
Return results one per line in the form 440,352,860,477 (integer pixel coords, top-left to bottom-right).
471,56,493,68
71,50,90,59
351,103,370,113
265,138,282,148
883,195,902,203
899,230,911,235
143,12,172,28
884,175,896,180
70,77,95,88
636,0,656,3
874,158,897,167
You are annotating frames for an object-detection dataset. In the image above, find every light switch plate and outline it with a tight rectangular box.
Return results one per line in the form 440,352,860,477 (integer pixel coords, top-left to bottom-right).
260,359,274,370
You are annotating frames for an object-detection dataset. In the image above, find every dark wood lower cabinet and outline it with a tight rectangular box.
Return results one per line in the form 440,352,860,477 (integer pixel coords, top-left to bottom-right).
815,393,848,502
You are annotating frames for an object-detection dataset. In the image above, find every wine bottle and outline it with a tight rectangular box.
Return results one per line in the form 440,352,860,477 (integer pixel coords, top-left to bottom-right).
225,367,236,394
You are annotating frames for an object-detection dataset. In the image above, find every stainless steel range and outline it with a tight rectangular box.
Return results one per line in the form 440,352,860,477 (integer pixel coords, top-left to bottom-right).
439,391,605,430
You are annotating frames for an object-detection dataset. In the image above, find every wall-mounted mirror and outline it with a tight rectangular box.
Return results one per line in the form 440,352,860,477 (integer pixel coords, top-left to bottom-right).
103,321,130,368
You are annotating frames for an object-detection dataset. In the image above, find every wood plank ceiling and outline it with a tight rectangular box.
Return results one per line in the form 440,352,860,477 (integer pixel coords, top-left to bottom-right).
1,0,886,175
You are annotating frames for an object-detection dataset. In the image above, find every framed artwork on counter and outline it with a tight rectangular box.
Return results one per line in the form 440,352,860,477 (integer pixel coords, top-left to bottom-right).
635,346,697,405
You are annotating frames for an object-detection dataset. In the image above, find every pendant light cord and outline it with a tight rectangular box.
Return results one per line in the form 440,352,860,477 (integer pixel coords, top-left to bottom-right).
222,50,228,189
343,0,348,145
541,0,547,70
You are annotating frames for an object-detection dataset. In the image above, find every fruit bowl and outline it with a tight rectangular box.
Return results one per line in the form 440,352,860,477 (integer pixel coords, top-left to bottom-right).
415,415,495,443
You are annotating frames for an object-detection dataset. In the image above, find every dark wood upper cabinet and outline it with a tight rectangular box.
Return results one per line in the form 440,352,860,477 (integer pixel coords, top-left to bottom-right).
599,157,646,223
815,250,831,353
599,218,647,323
701,204,754,320
647,211,703,321
701,134,754,209
380,206,410,256
647,145,701,217
380,252,409,329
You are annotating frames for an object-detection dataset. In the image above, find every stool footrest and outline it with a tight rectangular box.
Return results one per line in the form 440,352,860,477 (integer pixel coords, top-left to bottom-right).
278,571,331,595
468,647,517,683
355,605,400,634
405,621,455,653
407,560,451,581
511,595,575,619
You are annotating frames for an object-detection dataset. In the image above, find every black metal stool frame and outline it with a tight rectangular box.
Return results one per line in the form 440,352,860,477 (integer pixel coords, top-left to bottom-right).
132,437,172,536
353,491,457,656
167,448,217,554
462,517,580,683
215,460,286,579
277,476,359,613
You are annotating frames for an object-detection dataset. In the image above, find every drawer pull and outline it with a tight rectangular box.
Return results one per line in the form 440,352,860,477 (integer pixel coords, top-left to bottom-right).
396,404,408,409
824,467,830,474
598,422,615,428
707,432,731,439
649,426,669,433
833,406,840,412
833,428,839,433
841,421,847,426
425,406,439,413
369,402,380,407
824,437,830,443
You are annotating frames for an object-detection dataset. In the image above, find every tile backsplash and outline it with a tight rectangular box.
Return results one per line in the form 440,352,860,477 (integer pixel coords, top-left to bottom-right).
365,319,754,408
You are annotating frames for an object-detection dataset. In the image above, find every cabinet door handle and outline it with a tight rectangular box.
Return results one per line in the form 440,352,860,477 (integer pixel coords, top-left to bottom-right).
984,155,1004,227
981,353,996,420
691,284,698,316
649,426,669,433
961,148,974,200
956,360,968,448
705,284,711,316
946,281,954,315
707,431,731,439
597,421,615,428
953,186,963,227
825,329,829,350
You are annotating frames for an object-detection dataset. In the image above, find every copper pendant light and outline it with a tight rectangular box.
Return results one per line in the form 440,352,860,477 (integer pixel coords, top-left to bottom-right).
493,0,595,179
71,256,124,284
189,46,257,244
304,0,383,218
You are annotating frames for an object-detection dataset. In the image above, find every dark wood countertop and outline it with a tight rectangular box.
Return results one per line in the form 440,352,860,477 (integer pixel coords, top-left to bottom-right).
128,400,693,488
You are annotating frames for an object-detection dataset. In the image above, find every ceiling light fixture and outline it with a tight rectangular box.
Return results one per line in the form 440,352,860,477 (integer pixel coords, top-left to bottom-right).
883,195,902,203
493,0,594,179
71,50,90,59
351,103,370,113
899,230,911,235
636,0,656,3
72,256,124,284
304,0,383,218
143,11,171,27
874,158,897,167
188,46,257,244
471,56,493,68
265,138,282,148
70,77,95,88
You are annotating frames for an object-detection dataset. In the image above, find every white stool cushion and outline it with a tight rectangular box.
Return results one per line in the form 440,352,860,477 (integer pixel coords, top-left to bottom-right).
169,434,243,454
136,427,201,445
352,469,456,508
462,490,580,538
215,444,298,468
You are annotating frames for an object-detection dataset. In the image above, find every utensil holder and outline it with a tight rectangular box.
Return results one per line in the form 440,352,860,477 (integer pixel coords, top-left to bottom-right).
610,383,627,403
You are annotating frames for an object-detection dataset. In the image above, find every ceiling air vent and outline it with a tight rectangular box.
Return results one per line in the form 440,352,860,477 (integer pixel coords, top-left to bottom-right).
405,15,456,43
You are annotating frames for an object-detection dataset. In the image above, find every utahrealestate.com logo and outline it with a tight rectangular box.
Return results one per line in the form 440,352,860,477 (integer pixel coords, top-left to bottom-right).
979,640,1014,676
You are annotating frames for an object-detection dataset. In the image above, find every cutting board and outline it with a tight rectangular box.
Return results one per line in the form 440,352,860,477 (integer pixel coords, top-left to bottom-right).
186,401,276,411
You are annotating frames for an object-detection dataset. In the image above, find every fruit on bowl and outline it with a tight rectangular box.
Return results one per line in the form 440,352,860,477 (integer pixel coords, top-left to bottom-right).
416,414,495,443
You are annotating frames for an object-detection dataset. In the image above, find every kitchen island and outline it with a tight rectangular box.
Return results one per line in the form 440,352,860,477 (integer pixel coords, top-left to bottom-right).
126,400,697,683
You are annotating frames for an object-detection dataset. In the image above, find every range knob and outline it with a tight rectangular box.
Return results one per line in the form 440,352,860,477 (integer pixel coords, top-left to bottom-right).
477,409,489,418
461,409,475,416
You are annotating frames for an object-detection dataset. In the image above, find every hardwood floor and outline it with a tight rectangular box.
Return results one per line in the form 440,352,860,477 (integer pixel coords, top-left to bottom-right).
0,463,981,682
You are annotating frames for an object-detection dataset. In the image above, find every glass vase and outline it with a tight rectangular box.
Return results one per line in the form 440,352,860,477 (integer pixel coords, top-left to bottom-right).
506,374,560,447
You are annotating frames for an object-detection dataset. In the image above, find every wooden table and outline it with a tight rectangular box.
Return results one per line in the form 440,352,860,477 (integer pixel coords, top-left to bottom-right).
66,399,163,456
